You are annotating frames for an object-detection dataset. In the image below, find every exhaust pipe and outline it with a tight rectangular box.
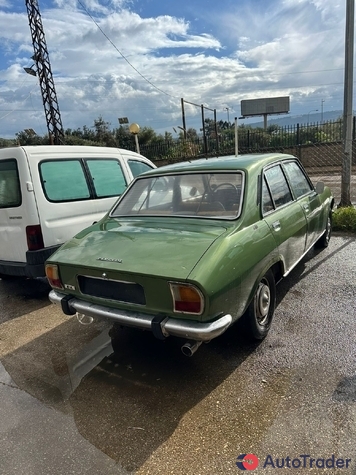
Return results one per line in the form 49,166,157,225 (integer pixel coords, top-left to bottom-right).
76,312,94,325
181,340,202,357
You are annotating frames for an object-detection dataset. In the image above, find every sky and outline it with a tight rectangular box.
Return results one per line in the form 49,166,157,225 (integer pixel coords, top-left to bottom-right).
0,0,350,139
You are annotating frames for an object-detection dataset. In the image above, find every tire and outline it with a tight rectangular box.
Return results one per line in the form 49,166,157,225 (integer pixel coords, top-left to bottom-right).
315,213,332,249
242,270,276,340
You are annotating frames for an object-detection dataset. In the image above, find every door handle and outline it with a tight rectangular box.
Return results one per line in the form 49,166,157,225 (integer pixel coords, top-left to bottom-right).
272,220,281,231
303,203,309,211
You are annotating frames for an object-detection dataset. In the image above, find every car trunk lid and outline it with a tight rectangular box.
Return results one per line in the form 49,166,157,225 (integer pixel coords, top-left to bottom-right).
53,218,228,280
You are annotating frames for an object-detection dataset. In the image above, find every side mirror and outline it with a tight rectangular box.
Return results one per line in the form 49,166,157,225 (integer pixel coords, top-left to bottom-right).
315,181,325,194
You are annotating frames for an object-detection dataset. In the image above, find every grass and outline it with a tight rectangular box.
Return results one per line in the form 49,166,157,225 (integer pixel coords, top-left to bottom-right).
332,206,356,233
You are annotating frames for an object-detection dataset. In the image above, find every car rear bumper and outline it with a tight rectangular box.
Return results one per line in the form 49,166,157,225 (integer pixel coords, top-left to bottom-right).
49,289,232,342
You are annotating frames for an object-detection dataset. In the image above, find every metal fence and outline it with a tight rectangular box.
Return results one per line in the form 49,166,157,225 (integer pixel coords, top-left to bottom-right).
133,119,355,205
134,119,344,160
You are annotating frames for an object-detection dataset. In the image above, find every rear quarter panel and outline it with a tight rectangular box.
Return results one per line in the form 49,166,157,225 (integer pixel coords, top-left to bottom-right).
188,218,279,323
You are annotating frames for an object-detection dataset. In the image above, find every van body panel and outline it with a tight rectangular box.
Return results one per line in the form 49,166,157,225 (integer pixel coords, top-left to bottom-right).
0,148,40,268
0,146,155,277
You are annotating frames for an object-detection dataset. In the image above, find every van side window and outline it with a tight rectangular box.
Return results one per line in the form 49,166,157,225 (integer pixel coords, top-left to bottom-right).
0,159,22,208
86,159,127,198
128,160,153,178
40,160,90,201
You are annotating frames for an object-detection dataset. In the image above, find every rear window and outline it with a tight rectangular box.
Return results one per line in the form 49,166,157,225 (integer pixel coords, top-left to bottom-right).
39,158,127,202
0,159,22,208
111,172,244,219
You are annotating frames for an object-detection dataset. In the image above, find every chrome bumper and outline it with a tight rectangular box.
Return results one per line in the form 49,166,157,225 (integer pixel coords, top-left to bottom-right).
49,290,232,342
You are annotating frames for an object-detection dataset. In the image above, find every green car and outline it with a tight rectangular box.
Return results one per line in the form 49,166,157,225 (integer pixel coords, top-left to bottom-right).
46,153,334,356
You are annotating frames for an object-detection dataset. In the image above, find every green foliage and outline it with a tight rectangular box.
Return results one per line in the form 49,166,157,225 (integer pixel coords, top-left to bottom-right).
0,138,16,148
15,129,48,145
139,127,158,144
332,206,356,233
0,116,346,159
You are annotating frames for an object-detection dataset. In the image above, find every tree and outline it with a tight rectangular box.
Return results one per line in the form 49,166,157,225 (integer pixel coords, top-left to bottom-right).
15,130,46,146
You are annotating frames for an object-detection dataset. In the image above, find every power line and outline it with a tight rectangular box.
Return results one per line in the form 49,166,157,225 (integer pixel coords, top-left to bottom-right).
0,86,38,121
77,0,180,100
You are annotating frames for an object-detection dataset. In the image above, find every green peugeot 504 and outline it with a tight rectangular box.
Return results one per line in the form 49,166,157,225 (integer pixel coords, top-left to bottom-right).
46,153,334,356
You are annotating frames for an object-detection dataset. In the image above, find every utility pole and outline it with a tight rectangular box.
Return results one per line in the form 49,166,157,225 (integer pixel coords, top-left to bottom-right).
25,0,65,145
224,107,230,123
340,0,354,207
321,99,325,124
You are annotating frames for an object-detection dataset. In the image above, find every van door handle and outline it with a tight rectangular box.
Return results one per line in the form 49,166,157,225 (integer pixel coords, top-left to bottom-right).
272,220,281,231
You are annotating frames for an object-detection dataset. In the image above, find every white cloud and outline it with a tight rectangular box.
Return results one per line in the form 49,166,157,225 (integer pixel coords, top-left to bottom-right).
0,0,350,138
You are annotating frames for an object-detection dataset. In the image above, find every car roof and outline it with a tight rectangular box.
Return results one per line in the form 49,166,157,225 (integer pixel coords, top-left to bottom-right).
142,153,297,175
0,145,152,163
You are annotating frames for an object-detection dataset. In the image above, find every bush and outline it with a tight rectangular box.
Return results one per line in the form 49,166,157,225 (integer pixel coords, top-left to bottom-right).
332,206,356,233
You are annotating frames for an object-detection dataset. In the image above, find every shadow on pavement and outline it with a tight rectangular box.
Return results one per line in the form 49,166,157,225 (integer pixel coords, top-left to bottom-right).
0,312,259,472
0,276,51,323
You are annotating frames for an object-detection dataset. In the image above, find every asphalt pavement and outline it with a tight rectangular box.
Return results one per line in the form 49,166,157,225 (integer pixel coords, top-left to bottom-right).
0,233,355,475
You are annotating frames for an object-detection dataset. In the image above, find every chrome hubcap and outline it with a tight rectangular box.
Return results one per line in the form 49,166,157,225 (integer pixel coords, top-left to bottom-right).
326,218,331,242
255,280,270,325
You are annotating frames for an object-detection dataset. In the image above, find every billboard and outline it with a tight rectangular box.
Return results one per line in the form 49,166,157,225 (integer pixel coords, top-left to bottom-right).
241,96,290,117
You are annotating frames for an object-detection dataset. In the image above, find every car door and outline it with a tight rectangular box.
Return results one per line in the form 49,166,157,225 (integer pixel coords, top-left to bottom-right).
282,160,324,250
262,163,308,274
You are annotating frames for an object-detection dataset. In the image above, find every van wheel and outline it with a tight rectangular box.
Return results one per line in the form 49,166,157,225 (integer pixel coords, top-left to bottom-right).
241,270,276,340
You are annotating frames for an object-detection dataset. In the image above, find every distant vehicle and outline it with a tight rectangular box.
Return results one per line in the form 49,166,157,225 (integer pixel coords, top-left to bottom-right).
0,145,155,278
46,153,334,356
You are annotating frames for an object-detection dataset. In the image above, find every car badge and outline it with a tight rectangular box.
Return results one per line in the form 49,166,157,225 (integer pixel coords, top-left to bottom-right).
96,257,122,263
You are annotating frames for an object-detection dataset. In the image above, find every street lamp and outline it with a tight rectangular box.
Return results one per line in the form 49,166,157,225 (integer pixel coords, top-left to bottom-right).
24,64,37,76
173,126,187,137
307,109,318,123
129,123,140,154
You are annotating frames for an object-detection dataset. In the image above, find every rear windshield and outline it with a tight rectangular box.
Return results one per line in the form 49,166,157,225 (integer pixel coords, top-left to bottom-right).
39,158,127,202
111,172,244,219
0,159,22,208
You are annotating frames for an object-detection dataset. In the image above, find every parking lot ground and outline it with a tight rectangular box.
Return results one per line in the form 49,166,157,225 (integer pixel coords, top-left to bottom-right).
0,234,355,475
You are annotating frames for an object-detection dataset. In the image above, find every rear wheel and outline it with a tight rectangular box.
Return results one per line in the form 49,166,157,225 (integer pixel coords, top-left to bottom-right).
315,213,332,249
242,270,276,340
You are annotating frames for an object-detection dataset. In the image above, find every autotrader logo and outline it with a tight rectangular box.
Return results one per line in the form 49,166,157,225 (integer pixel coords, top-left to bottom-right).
236,453,352,470
236,453,259,470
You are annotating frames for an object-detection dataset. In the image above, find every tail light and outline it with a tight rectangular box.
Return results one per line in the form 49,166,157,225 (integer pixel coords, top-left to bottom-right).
26,225,44,251
170,283,204,315
45,264,63,289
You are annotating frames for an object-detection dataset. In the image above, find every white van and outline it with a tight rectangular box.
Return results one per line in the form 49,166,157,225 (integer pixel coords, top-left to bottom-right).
0,145,156,278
